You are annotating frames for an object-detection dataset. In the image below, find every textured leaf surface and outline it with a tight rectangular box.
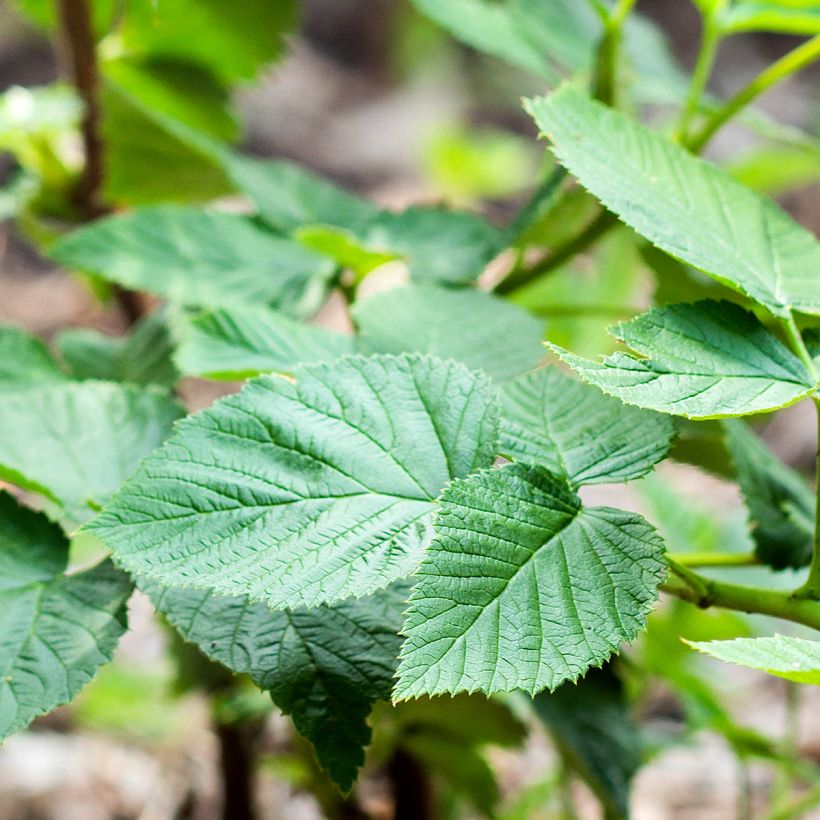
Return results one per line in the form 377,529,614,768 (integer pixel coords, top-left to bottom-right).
89,355,499,609
0,325,67,392
354,285,544,382
534,666,641,820
552,300,816,419
0,382,183,521
395,464,666,698
0,494,132,739
52,207,335,316
724,420,815,569
145,581,406,789
688,635,820,685
527,86,820,317
56,312,178,388
500,368,674,485
175,305,354,380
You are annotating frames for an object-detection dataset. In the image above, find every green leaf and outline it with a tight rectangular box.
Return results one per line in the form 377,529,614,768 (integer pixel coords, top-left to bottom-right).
551,300,816,419
175,305,355,380
499,368,674,485
723,420,815,569
526,86,820,318
533,666,641,820
0,382,184,522
394,463,666,698
354,285,544,382
56,311,179,388
720,1,820,35
88,355,499,609
0,493,132,739
687,635,820,684
0,325,67,392
295,226,398,278
145,581,406,790
120,0,297,83
51,207,335,317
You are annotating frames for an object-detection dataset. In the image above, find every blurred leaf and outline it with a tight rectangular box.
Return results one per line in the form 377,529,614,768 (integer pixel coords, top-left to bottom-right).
9,0,118,36
668,419,735,478
52,206,336,316
724,419,815,569
728,143,820,196
175,305,354,380
56,311,179,388
688,635,820,684
354,284,545,382
720,1,820,35
120,0,297,83
0,84,81,155
0,493,132,740
0,324,68,392
295,225,397,278
533,666,641,820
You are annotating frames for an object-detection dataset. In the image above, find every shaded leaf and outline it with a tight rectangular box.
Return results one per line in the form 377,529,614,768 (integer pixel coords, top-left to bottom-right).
500,367,674,485
552,300,816,419
0,494,132,739
88,355,499,609
395,464,666,698
0,325,67,392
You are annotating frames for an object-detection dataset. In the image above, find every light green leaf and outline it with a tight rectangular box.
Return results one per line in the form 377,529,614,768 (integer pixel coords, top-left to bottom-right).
394,464,666,698
534,666,641,820
88,355,499,609
354,285,544,382
724,420,815,569
500,367,674,485
526,86,820,318
51,207,336,317
56,311,179,388
720,1,820,35
0,494,132,739
0,325,67,392
0,382,184,522
551,300,816,419
687,635,820,684
145,581,407,790
175,305,355,380
295,226,398,278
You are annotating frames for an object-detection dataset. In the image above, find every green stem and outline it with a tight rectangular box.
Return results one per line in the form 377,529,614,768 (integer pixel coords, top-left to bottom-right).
686,34,820,153
795,399,820,600
662,560,820,630
668,551,759,568
781,315,818,382
591,0,637,106
675,11,723,143
506,166,568,243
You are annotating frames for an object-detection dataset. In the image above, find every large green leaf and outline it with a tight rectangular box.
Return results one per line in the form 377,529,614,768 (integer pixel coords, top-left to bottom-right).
354,285,544,382
0,325,67,392
88,355,499,609
552,300,816,419
500,367,674,485
56,311,179,388
175,305,354,380
533,666,641,820
724,420,815,569
51,207,335,317
146,581,406,790
0,382,183,522
526,86,820,318
688,635,820,685
394,464,666,698
0,494,132,739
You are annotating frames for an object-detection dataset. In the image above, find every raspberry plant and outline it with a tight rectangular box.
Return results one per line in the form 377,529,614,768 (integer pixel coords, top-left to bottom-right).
2,0,820,817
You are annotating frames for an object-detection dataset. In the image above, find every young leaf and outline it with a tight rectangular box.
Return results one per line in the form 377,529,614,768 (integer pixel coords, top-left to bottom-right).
533,666,641,820
0,325,67,392
500,367,674,485
56,311,179,388
552,300,816,419
0,494,132,740
394,464,666,699
145,580,407,791
687,635,820,685
175,305,354,380
0,382,184,522
526,86,820,318
354,285,545,382
88,355,499,609
51,207,335,317
724,420,815,569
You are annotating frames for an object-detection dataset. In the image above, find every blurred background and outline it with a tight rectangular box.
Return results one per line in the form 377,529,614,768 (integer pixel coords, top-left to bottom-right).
1,1,820,817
